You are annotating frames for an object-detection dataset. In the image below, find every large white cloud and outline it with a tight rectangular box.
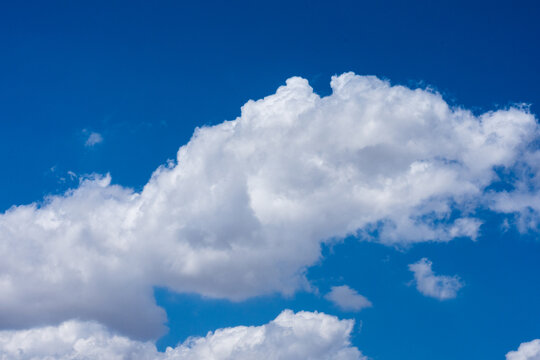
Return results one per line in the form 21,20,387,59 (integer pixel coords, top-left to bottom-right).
0,310,364,360
0,73,538,337
506,339,540,360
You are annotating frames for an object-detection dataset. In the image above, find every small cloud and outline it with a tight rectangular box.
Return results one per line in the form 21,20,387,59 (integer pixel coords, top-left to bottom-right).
84,131,103,147
325,285,372,312
409,258,463,300
506,339,540,360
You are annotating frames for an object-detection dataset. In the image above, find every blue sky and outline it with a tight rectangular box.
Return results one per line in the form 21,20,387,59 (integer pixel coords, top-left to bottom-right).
1,1,540,359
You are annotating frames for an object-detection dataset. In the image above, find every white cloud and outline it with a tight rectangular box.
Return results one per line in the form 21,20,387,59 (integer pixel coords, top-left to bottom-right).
408,258,463,300
0,73,538,337
84,131,103,147
325,285,372,311
0,310,365,360
507,339,540,360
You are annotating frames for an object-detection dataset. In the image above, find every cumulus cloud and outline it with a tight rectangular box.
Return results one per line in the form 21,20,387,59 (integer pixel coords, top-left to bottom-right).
84,131,103,147
409,258,463,300
0,73,538,337
325,285,372,311
507,339,540,360
0,310,364,360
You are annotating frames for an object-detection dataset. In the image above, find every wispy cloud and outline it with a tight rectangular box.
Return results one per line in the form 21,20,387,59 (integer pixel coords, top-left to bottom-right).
84,131,103,147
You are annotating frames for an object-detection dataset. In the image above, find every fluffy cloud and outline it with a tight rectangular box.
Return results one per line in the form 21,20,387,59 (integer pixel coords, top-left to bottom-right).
0,310,364,360
325,285,372,311
506,340,540,360
0,73,537,337
409,258,463,300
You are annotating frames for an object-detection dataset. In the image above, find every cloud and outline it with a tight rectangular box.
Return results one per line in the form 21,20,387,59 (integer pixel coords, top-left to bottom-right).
409,258,463,300
84,131,103,147
325,285,372,311
506,339,540,360
0,73,538,337
0,310,365,360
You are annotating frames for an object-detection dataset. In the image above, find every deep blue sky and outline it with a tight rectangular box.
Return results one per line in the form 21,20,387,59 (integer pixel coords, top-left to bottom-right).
1,1,540,359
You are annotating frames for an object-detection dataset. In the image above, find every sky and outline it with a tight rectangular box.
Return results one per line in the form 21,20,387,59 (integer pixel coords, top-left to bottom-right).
1,1,540,359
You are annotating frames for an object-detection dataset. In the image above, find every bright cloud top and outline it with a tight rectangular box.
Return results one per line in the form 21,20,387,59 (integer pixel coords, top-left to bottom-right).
0,73,538,338
325,285,372,312
506,339,540,360
0,310,364,360
409,258,463,300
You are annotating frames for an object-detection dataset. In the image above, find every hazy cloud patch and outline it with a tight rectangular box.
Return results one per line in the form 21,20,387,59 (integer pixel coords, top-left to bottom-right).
84,131,103,147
